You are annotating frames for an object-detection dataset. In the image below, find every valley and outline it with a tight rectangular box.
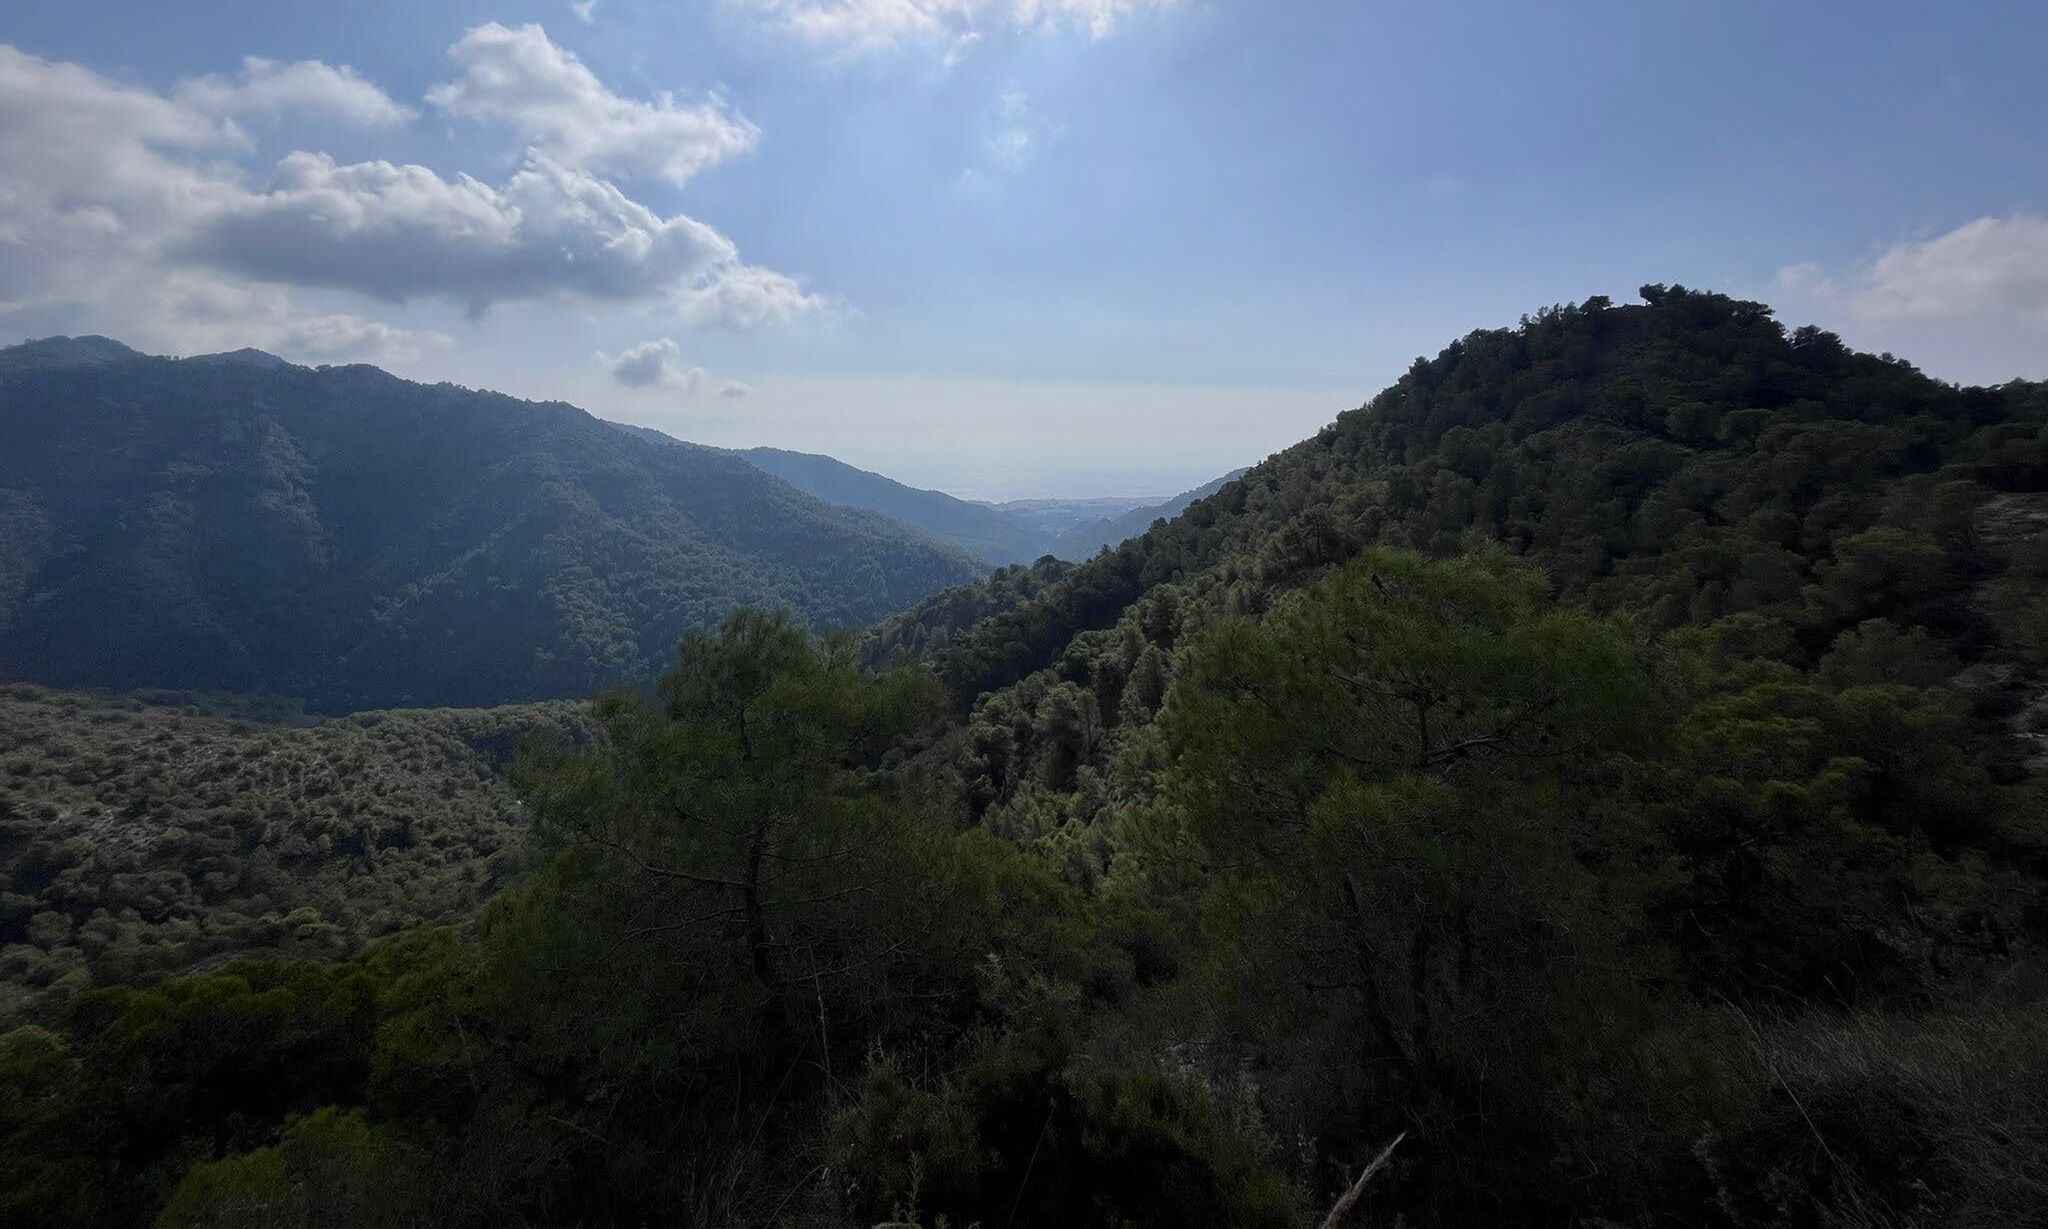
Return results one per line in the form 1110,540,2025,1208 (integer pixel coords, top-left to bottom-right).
3,288,2045,1227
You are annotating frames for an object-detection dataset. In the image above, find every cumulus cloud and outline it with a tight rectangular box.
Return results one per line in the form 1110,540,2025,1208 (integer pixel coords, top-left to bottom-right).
680,264,829,329
0,36,820,359
183,151,741,313
175,56,415,128
0,44,234,209
740,0,1181,54
603,337,707,390
0,46,386,358
427,23,757,186
1777,214,2048,328
719,379,753,397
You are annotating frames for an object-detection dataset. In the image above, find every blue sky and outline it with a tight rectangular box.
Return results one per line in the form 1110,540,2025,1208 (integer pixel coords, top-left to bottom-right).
2,1,2044,498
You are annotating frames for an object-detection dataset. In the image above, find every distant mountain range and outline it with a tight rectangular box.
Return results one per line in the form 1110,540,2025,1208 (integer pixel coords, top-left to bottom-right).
1042,469,1251,559
617,423,1245,565
0,338,985,710
615,426,1050,564
973,494,1160,537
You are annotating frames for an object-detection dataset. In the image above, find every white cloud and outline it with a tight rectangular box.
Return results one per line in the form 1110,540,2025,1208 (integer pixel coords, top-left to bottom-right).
274,313,452,362
0,46,373,358
427,23,757,186
0,38,820,360
679,264,828,329
1777,214,2048,328
175,56,415,128
738,0,1180,55
719,379,753,397
604,337,707,390
571,0,600,24
0,44,235,209
183,151,741,313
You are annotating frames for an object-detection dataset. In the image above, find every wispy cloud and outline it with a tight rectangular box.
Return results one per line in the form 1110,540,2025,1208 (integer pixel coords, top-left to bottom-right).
957,90,1060,192
737,0,1181,57
985,90,1055,172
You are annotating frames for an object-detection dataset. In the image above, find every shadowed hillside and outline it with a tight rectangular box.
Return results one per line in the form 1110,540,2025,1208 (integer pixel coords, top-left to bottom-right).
0,343,986,710
1045,467,1251,560
616,422,1054,564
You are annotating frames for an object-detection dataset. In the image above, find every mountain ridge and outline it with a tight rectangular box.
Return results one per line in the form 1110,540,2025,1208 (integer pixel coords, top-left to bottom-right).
873,285,2046,776
0,340,986,710
1044,467,1252,559
615,420,1245,564
615,423,1053,564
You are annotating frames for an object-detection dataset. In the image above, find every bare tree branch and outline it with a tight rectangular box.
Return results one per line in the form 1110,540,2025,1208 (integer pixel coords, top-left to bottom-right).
1320,1131,1406,1228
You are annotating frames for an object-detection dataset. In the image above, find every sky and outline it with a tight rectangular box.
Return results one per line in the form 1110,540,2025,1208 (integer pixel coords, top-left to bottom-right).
2,1,2045,500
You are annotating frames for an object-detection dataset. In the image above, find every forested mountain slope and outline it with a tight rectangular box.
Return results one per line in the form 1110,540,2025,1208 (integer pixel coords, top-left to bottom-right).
614,425,1052,563
0,343,985,710
737,446,1050,564
820,285,2048,1222
0,684,596,1015
1045,467,1250,560
878,288,2045,815
865,553,1077,666
8,289,2048,1229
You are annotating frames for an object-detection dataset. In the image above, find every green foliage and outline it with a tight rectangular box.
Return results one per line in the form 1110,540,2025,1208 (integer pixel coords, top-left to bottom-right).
833,1022,1302,1229
868,553,1076,668
1128,551,1663,1214
1646,669,2029,1002
848,288,2048,1221
154,1107,421,1229
0,958,378,1227
321,613,1131,1225
0,683,594,1015
893,289,2044,841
